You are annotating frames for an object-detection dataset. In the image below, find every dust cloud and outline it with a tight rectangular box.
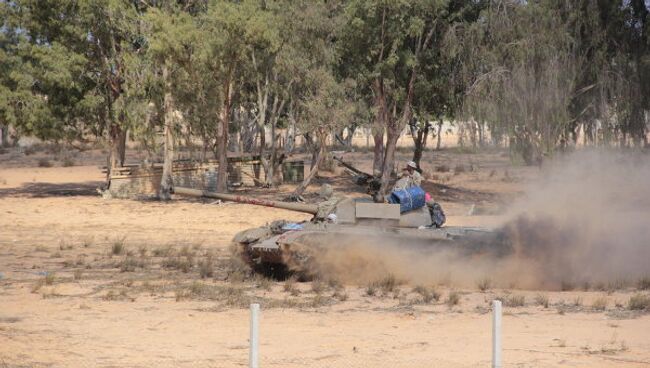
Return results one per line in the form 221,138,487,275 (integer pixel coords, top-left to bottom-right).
307,150,650,290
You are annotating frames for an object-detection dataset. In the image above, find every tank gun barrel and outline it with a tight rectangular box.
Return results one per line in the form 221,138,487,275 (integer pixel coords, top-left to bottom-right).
174,187,319,214
333,156,373,178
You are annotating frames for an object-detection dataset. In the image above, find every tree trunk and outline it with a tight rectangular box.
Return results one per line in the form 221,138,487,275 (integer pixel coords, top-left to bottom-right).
216,79,233,193
107,123,122,182
117,128,127,166
292,132,326,197
160,63,175,200
372,126,384,176
377,124,400,201
412,123,429,169
0,124,9,147
436,120,443,150
266,112,277,186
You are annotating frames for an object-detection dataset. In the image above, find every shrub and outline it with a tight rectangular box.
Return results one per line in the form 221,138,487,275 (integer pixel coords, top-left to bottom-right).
446,291,461,307
365,284,377,297
535,294,549,308
198,257,214,278
62,157,75,167
37,158,53,168
413,285,441,303
284,276,300,296
628,294,650,311
504,294,525,307
111,239,125,255
372,274,399,294
477,278,492,292
311,278,326,294
119,257,144,272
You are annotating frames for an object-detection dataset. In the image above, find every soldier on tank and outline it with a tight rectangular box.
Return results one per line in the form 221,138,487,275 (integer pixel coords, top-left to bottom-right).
394,161,422,190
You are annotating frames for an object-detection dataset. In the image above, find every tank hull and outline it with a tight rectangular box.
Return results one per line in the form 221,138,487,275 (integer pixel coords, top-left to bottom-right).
234,223,508,278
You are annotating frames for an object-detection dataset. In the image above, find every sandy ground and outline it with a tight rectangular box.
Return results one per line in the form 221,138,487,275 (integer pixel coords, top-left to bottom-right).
1,147,649,368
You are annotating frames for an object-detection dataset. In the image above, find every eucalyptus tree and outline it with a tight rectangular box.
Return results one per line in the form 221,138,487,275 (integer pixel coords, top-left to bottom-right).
409,0,487,166
144,3,201,199
1,0,147,176
291,68,353,198
340,0,449,200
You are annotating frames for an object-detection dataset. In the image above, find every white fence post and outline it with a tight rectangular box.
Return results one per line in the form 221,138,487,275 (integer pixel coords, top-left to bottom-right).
492,300,502,368
250,303,260,368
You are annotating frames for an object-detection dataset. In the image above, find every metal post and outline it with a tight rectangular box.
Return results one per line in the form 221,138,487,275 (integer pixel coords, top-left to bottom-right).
249,303,260,368
492,300,502,368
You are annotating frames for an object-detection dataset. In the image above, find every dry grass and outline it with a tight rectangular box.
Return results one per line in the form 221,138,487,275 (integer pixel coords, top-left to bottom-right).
477,278,492,292
592,296,608,311
111,239,125,255
198,256,214,278
73,269,83,280
103,289,130,301
119,256,146,272
573,297,583,307
44,272,56,286
81,237,94,248
152,246,173,257
446,291,461,307
310,278,326,294
502,294,525,307
283,276,300,296
369,274,400,295
627,294,650,311
637,277,650,291
62,157,75,167
435,164,450,172
223,255,251,282
365,284,377,297
412,285,441,304
254,275,273,291
162,255,192,273
332,289,348,302
535,294,549,308
37,158,53,167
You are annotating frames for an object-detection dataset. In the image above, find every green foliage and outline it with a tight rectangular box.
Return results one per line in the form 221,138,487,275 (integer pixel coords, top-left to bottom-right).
1,0,647,173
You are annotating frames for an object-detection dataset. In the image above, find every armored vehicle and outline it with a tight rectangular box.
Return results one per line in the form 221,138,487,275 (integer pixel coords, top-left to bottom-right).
174,187,502,278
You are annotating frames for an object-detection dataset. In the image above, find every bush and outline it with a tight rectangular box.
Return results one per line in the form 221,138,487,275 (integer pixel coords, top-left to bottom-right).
413,285,441,303
111,240,125,255
198,257,214,278
446,291,461,307
628,294,650,311
535,294,549,308
503,294,525,307
62,157,75,167
37,158,53,167
477,278,492,292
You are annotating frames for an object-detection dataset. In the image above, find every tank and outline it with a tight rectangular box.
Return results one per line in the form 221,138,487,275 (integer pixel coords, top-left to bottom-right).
174,187,505,279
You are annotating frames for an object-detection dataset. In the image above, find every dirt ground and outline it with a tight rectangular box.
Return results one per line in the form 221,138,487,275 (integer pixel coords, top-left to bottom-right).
1,146,649,368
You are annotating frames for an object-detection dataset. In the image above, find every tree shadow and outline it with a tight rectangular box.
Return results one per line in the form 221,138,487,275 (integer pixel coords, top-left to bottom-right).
0,181,103,198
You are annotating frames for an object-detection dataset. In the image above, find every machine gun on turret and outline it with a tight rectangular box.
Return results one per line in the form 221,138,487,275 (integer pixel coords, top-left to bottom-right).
333,156,382,196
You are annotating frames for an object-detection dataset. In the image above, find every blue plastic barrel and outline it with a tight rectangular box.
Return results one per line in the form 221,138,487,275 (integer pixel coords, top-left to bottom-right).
388,186,426,213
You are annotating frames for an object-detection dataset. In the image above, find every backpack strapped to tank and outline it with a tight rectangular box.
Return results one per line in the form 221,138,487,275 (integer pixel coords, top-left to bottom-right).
388,186,426,213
